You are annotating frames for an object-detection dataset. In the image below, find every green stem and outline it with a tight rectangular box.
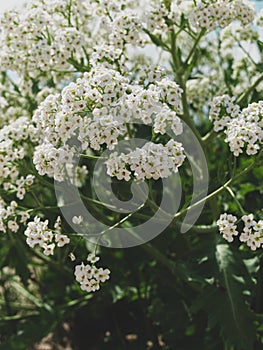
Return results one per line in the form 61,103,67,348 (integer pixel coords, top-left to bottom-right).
202,129,217,144
170,29,205,147
184,29,205,67
141,243,177,275
225,186,246,215
80,153,107,160
235,37,257,67
173,157,257,222
237,72,263,105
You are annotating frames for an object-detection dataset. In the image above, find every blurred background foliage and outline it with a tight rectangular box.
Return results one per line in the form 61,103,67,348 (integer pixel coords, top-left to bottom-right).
0,1,263,350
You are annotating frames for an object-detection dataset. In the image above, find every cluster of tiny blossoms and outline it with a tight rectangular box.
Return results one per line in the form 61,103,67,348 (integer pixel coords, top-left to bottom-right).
0,0,93,82
209,95,240,131
190,0,255,30
209,96,263,156
24,216,70,256
186,74,225,110
106,140,185,181
96,2,145,49
217,213,239,242
32,66,184,181
0,200,29,234
74,253,110,293
0,117,36,198
217,213,263,250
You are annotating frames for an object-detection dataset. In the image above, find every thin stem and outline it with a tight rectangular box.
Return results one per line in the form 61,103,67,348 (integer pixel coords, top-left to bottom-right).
95,203,145,246
237,73,263,105
170,29,205,147
225,186,246,215
202,128,216,144
173,157,257,221
80,153,107,160
184,29,205,67
235,37,257,67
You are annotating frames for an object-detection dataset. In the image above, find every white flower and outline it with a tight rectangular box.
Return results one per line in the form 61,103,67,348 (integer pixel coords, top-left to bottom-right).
87,253,100,263
55,234,70,247
7,220,19,233
43,243,55,256
20,212,30,224
95,268,111,283
240,227,252,242
72,215,83,225
246,232,263,251
254,220,263,231
242,214,256,228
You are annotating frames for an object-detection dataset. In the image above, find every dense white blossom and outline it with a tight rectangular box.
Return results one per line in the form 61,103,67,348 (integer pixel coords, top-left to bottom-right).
24,216,70,255
210,97,263,156
0,0,93,82
217,212,263,250
0,200,29,234
74,256,110,293
217,213,239,242
106,140,185,181
32,66,184,181
189,0,255,30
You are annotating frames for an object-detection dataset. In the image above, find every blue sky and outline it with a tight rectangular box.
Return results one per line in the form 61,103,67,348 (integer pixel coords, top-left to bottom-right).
254,1,263,11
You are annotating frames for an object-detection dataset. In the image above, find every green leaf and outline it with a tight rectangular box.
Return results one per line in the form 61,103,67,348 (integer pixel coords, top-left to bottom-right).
143,28,167,48
8,239,31,287
257,40,263,54
0,311,56,350
192,244,257,350
10,281,52,312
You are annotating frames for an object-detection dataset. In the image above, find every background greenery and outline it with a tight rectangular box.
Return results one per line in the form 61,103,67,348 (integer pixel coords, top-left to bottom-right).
0,1,263,350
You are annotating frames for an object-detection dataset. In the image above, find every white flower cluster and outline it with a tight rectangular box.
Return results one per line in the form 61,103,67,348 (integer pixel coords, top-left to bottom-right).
0,116,31,142
0,117,36,197
106,140,185,181
32,68,128,149
4,175,35,200
105,8,144,48
209,95,240,132
24,216,70,256
145,3,169,34
74,254,110,292
154,106,183,135
190,0,255,30
0,200,29,234
33,144,74,182
217,213,239,242
0,81,31,126
32,66,183,180
187,75,225,110
0,139,23,182
225,102,263,156
0,0,92,80
210,97,263,156
217,213,263,250
240,214,263,250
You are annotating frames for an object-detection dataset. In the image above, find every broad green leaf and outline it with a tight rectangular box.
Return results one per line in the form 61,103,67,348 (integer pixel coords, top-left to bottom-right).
192,244,257,350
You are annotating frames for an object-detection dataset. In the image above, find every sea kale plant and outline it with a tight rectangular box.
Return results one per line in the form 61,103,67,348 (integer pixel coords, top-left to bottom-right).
0,0,263,349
